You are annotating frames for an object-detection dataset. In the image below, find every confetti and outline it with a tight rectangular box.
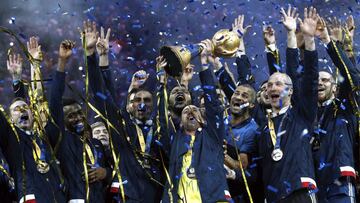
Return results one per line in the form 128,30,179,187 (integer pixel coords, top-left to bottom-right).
267,185,278,193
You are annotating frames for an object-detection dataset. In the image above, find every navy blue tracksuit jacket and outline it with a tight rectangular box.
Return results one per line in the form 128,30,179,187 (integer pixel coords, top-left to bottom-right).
0,82,66,203
257,49,319,202
88,54,169,202
50,70,112,202
162,68,230,203
314,41,358,200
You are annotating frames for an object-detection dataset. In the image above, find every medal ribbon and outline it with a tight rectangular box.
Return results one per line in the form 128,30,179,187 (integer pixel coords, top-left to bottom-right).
84,142,96,165
267,115,277,146
155,81,173,202
267,111,288,149
331,41,360,174
66,84,126,202
1,26,66,202
0,104,27,202
32,138,47,163
135,125,146,153
224,110,253,203
135,124,154,154
80,30,90,203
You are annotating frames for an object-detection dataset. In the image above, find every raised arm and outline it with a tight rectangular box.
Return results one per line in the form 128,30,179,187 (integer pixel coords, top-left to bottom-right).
200,39,224,143
213,58,236,100
324,17,360,104
263,25,282,74
97,27,117,102
47,40,74,146
155,56,172,154
82,21,127,156
232,14,254,85
297,7,319,122
281,5,302,103
281,5,300,78
343,15,356,66
7,53,25,99
27,37,43,97
27,36,48,126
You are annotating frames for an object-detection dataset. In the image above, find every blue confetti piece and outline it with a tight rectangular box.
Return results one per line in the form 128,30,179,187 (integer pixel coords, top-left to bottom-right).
341,119,348,124
318,162,332,170
126,56,135,61
318,129,327,134
203,85,215,90
252,156,263,161
96,92,107,100
249,163,257,169
227,84,235,92
296,65,304,74
267,185,278,193
283,181,292,194
175,173,183,180
155,140,163,147
273,63,281,71
193,85,201,91
203,10,210,15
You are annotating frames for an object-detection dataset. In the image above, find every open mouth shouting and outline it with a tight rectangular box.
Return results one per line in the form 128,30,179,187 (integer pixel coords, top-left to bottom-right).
318,86,325,94
19,113,29,123
175,94,185,103
270,92,280,102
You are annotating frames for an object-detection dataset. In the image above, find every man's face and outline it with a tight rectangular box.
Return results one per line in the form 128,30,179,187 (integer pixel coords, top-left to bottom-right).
230,86,255,116
169,86,191,114
181,105,203,132
92,124,109,147
258,82,270,105
267,73,292,109
132,90,153,121
63,104,86,134
10,100,34,131
318,71,336,103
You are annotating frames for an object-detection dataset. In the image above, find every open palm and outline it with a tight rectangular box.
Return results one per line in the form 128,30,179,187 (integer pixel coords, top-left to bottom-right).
299,7,319,36
281,6,298,32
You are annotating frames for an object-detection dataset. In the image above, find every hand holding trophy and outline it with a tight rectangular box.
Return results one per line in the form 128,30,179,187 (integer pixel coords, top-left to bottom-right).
160,16,243,78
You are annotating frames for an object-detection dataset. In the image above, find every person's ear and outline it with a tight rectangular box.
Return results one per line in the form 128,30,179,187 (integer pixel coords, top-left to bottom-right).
288,87,293,97
331,84,337,94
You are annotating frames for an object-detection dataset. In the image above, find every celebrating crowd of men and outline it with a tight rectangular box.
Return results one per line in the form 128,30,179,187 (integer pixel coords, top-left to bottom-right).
0,5,359,203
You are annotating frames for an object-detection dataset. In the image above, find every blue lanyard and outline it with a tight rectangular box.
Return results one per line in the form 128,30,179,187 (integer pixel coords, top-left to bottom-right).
145,127,153,154
274,111,288,149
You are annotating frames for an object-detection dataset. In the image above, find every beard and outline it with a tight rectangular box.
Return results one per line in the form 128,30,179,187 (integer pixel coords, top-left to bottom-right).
183,120,200,131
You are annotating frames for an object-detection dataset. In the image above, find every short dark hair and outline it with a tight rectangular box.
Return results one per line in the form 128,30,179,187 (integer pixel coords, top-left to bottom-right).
260,80,268,87
62,97,80,107
237,84,256,104
128,87,152,96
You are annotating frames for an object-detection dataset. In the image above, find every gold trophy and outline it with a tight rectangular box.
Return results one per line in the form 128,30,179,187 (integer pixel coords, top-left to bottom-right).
160,29,240,77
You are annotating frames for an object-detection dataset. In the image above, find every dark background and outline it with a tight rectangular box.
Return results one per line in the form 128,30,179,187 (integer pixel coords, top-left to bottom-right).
0,0,359,111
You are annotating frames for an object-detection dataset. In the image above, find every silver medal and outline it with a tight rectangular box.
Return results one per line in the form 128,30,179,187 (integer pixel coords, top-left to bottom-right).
271,149,283,161
37,161,50,174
